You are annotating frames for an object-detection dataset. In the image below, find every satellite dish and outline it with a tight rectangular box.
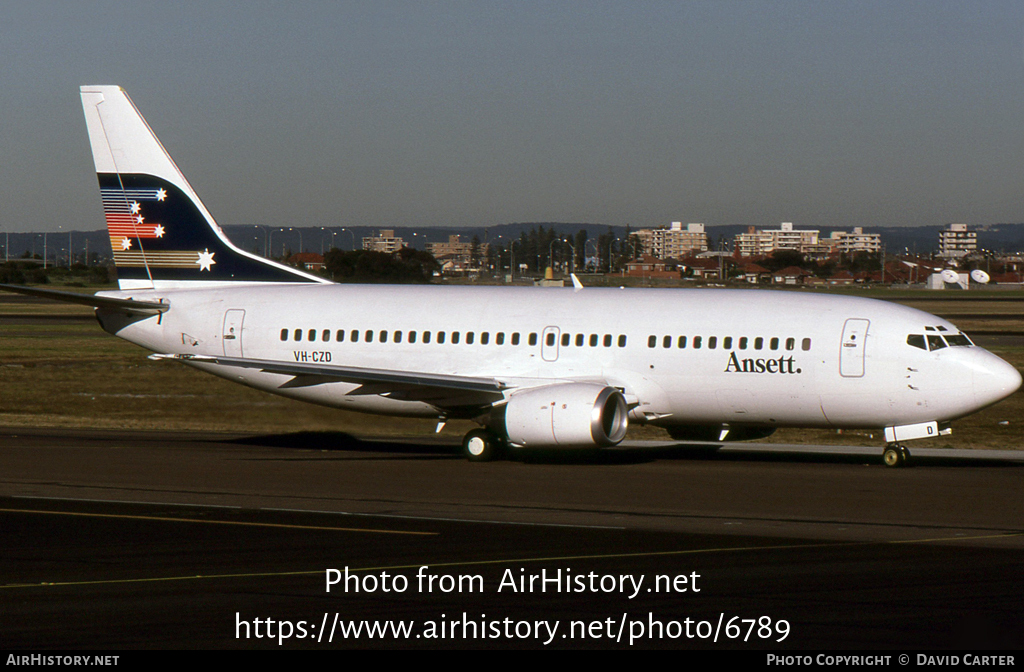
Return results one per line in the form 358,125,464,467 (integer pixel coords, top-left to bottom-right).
970,269,990,284
940,269,960,284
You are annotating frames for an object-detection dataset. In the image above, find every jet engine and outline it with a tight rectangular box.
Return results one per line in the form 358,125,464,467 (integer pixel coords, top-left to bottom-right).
503,384,629,448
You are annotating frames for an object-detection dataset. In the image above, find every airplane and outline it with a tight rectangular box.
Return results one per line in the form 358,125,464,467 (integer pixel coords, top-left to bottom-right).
2,85,1020,467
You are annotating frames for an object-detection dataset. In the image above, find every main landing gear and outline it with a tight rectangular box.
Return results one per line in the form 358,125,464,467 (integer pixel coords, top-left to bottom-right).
882,443,912,468
462,429,507,462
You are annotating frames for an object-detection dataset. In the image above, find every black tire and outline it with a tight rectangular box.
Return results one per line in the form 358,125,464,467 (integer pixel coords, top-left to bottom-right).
463,429,503,462
883,445,904,468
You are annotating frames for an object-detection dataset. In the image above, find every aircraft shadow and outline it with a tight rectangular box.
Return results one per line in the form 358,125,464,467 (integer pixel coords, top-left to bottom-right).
226,431,460,460
222,432,1024,468
659,445,1024,468
516,445,1024,467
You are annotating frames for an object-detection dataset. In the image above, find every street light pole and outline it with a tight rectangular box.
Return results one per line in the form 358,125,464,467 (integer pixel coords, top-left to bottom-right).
509,239,520,282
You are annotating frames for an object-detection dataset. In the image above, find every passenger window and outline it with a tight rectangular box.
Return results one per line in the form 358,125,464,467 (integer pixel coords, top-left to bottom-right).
546,333,556,347
409,331,417,344
677,336,687,349
754,337,763,350
603,334,612,347
618,335,627,347
907,334,927,350
394,331,402,343
350,330,359,343
723,337,732,349
708,336,717,350
770,337,779,350
648,335,657,348
364,330,373,342
927,335,947,350
336,330,345,342
308,329,316,342
294,329,302,342
379,330,388,343
321,329,329,342
496,333,505,345
437,332,446,344
589,334,598,347
739,337,748,350
663,335,671,349
575,334,584,347
693,336,702,349
786,337,794,351
280,329,288,341
452,332,461,345
481,332,489,345
561,333,570,347
801,338,811,351
466,332,474,345
423,331,432,344
512,332,520,346
529,333,538,346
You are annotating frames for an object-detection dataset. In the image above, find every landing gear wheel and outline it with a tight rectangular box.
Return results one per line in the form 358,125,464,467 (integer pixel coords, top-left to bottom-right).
900,445,912,467
883,444,906,468
463,429,504,462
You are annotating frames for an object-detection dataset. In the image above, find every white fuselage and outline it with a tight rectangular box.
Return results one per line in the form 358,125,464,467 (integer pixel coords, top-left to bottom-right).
97,284,1020,432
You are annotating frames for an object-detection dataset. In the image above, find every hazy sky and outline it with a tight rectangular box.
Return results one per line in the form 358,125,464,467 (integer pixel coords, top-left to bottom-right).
2,1,1024,233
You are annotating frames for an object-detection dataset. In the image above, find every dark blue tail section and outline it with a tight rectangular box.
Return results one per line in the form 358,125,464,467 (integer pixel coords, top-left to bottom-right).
82,85,328,289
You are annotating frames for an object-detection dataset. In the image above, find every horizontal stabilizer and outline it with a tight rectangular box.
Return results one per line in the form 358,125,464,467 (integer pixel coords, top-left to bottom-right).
0,284,168,314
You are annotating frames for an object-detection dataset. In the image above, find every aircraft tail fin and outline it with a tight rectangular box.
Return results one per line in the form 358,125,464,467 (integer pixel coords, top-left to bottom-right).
79,86,328,290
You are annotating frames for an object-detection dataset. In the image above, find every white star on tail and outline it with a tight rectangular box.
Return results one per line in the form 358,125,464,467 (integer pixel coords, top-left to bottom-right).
156,188,167,201
121,237,132,250
129,201,141,214
197,248,216,271
154,225,165,238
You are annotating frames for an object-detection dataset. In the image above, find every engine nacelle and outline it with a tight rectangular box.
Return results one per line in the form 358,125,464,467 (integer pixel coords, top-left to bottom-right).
503,384,629,448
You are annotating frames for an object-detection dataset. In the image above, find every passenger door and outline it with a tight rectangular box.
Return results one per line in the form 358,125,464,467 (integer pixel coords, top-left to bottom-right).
839,318,869,378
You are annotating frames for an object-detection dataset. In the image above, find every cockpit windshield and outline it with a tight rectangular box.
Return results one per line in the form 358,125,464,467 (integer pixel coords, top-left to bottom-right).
907,330,973,351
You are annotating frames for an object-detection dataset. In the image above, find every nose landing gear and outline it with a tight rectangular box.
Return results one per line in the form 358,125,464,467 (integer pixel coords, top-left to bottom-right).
882,443,911,468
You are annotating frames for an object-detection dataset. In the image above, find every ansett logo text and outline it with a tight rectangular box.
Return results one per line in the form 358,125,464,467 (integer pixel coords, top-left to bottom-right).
724,352,801,374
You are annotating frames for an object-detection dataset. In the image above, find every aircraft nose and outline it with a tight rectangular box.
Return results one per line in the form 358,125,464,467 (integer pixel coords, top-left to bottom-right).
973,352,1022,409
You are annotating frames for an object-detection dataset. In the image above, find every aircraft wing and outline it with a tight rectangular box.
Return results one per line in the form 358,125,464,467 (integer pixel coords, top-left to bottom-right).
150,353,509,413
0,284,168,315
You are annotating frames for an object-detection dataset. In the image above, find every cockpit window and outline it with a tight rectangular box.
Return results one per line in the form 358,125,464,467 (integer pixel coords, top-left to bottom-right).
907,334,927,350
927,335,947,350
945,333,972,347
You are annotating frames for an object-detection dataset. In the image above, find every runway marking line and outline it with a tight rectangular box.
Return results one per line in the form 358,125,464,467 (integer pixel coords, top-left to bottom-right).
0,507,436,537
3,529,1021,590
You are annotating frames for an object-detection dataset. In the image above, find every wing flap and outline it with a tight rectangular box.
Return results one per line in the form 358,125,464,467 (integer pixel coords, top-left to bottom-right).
149,353,508,408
